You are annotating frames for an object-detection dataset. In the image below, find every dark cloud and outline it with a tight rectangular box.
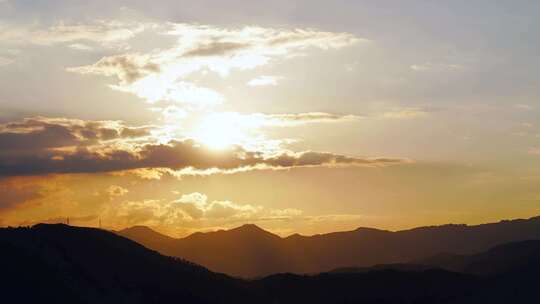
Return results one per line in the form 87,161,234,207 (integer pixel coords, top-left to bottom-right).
266,112,358,122
0,117,407,177
0,117,152,152
71,54,160,84
183,41,250,57
120,126,152,138
0,139,405,176
0,120,79,150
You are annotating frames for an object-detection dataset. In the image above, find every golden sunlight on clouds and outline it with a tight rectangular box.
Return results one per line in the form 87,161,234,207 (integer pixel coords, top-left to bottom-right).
188,111,360,150
0,116,404,177
68,23,360,109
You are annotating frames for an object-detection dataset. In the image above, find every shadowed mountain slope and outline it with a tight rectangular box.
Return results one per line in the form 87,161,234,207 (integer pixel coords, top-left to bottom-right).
419,239,540,275
4,224,540,303
331,240,540,276
118,216,540,277
117,225,178,253
0,224,251,303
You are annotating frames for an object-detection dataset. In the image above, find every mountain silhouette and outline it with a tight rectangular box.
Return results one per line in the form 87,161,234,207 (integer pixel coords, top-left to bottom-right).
419,239,540,275
0,224,250,303
3,223,540,303
118,216,540,277
117,225,177,252
330,240,540,276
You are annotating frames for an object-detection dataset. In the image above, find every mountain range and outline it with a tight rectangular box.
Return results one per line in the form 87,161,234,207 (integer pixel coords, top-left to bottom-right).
118,216,540,277
3,223,540,303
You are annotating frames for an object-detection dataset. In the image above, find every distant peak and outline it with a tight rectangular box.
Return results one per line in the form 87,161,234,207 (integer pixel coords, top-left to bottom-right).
354,227,388,233
227,224,280,238
119,225,173,239
182,224,277,240
233,224,265,232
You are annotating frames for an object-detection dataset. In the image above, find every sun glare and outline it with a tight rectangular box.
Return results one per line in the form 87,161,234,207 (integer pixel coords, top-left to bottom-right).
193,113,251,150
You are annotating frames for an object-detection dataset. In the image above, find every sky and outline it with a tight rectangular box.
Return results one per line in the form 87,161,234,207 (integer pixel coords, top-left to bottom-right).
1,0,539,237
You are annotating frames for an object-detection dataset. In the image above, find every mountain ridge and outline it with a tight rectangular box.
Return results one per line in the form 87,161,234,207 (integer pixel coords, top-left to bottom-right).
117,215,540,277
121,215,540,240
4,223,540,303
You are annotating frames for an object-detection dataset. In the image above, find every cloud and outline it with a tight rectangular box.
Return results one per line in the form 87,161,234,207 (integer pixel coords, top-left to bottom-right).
0,20,149,49
410,62,464,72
175,192,208,219
382,108,428,119
187,111,360,151
105,192,298,228
0,117,405,177
68,23,360,107
204,200,261,219
261,112,360,125
182,41,250,57
112,80,224,107
247,75,281,87
71,53,160,83
0,116,152,151
174,192,261,220
68,43,94,51
193,112,359,135
97,191,372,235
177,192,207,207
107,185,129,197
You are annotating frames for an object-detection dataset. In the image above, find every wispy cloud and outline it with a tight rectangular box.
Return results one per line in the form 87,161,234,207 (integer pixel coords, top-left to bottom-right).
68,43,94,51
410,62,464,72
0,20,150,49
199,111,359,128
263,112,360,125
68,23,360,108
381,108,429,119
247,75,282,87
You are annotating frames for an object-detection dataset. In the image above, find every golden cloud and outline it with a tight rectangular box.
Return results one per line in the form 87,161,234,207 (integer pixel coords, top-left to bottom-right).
0,116,407,177
68,23,361,107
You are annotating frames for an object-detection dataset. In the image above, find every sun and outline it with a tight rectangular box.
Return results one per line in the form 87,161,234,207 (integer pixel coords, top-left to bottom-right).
193,113,250,150
197,127,237,150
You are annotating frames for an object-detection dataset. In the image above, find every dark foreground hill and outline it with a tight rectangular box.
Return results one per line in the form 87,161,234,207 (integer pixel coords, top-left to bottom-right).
2,224,540,303
0,224,250,303
118,216,540,277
